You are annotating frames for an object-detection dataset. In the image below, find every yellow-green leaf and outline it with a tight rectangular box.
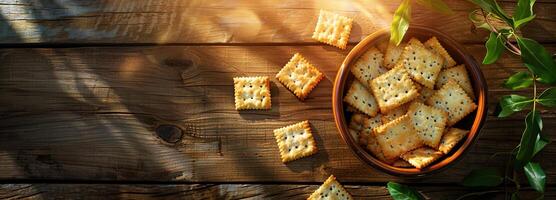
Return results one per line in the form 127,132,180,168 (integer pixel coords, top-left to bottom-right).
504,72,533,90
390,0,411,46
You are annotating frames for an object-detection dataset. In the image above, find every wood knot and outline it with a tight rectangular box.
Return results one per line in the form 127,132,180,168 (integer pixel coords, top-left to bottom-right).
155,125,183,143
164,58,194,68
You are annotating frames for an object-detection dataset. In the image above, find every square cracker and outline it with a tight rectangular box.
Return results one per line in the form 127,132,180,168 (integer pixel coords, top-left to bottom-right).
370,66,419,113
373,114,423,160
312,10,353,49
415,83,436,102
350,47,387,88
344,80,379,117
276,53,324,100
358,114,382,146
383,42,406,69
438,128,468,154
401,147,444,169
381,103,409,124
365,129,396,164
348,113,368,132
308,175,353,200
407,102,448,148
436,64,475,99
425,36,457,68
273,121,318,163
396,38,444,89
233,76,271,110
426,80,477,126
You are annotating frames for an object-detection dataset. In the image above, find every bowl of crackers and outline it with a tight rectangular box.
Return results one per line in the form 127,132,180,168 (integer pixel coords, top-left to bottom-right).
332,26,488,176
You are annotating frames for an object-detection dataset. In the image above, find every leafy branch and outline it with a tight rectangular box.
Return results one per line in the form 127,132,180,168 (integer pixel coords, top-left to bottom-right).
387,0,555,199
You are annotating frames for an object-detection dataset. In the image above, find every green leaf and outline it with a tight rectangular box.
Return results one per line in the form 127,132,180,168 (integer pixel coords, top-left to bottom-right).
513,0,536,28
533,134,549,157
524,162,546,193
415,0,454,14
498,95,533,117
462,168,504,187
538,87,556,107
387,182,424,200
483,32,505,64
516,111,542,167
512,192,520,200
467,0,513,26
504,72,533,90
468,9,492,31
516,37,556,84
390,0,411,46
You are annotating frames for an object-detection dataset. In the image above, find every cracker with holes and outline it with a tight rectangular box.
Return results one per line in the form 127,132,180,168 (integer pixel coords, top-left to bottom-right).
350,47,387,88
415,83,436,102
396,38,444,89
233,76,271,110
370,66,419,113
401,147,444,169
407,102,448,148
365,131,396,164
273,121,318,163
308,175,353,200
373,115,423,160
381,103,409,124
344,80,379,117
425,36,457,68
276,53,324,100
358,115,382,146
436,64,475,99
383,42,406,69
438,128,469,154
426,80,477,126
312,10,353,49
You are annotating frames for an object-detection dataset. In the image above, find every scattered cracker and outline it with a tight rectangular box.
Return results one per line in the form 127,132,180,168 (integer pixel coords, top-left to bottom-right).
350,47,387,88
346,105,362,114
436,64,475,99
438,128,469,154
426,80,477,126
425,36,457,68
407,102,448,148
381,103,409,124
370,66,419,113
383,42,406,69
276,53,324,100
396,38,444,89
344,80,379,117
312,10,353,49
273,121,318,163
233,76,271,110
401,147,444,169
308,175,353,200
358,115,382,146
392,159,414,168
373,115,423,160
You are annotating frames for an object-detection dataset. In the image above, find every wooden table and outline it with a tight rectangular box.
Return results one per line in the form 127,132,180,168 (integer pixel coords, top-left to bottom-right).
0,0,554,199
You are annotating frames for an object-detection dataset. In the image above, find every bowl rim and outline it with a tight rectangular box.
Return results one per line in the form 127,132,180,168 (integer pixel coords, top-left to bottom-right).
332,25,489,177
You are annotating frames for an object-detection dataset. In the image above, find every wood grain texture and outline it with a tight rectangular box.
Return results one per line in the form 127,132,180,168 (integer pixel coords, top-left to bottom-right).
0,45,554,183
0,183,550,200
0,0,554,44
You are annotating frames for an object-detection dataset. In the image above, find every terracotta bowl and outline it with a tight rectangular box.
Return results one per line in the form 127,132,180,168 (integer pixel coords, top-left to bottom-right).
332,26,488,177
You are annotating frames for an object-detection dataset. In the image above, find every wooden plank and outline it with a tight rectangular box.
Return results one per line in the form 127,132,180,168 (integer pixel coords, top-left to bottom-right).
0,0,554,44
0,183,550,199
0,45,554,183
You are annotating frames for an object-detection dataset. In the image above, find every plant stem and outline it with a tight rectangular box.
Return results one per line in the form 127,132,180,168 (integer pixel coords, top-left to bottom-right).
480,9,521,55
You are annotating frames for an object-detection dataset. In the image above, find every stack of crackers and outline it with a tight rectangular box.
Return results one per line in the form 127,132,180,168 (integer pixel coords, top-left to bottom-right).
345,37,477,169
